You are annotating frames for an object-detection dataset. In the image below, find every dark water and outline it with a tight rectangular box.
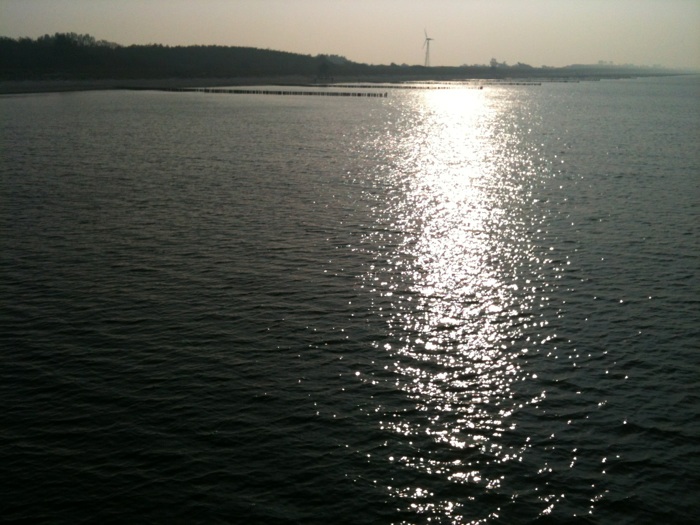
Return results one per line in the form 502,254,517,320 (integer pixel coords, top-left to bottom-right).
1,77,699,524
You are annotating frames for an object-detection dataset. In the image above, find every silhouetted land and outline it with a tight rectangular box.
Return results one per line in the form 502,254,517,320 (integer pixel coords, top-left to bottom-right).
0,33,689,93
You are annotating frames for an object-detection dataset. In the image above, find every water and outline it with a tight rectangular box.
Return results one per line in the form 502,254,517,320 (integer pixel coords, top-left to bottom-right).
1,76,699,524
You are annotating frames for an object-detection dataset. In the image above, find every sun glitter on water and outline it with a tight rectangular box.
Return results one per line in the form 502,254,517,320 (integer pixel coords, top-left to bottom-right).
359,85,554,521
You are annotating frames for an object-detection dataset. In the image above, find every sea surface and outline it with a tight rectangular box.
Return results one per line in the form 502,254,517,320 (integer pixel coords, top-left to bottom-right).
1,76,699,524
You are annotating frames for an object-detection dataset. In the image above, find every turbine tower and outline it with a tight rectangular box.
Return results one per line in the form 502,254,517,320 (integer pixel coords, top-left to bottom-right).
423,29,434,67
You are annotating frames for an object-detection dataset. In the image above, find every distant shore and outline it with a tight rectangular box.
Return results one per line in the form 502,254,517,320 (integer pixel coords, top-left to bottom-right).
1,72,692,95
4,34,693,96
0,76,318,95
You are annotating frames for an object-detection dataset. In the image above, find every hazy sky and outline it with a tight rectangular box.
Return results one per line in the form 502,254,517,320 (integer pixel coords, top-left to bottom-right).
2,0,699,68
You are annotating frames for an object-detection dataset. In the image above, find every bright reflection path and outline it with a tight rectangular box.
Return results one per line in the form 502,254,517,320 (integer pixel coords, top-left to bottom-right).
358,86,559,522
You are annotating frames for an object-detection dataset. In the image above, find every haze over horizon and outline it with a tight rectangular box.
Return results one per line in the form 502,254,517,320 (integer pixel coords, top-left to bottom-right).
1,0,699,70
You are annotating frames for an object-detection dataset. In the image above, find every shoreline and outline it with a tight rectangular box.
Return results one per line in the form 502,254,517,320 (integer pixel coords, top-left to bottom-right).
0,76,317,95
1,72,692,95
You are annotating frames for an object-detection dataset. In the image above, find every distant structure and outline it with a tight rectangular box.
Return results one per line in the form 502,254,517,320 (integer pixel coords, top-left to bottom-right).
423,29,434,67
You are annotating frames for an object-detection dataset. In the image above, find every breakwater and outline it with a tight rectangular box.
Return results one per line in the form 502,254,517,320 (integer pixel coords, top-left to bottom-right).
121,82,546,98
316,82,540,90
136,86,388,97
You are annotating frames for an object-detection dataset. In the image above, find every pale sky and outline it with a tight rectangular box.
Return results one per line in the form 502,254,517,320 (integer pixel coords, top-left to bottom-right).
1,0,699,69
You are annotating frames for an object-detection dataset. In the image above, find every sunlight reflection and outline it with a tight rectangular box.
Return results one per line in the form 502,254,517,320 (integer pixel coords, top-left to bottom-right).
361,85,554,522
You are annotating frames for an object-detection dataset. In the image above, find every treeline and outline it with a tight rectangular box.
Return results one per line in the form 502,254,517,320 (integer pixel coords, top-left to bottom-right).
0,32,363,80
0,32,681,81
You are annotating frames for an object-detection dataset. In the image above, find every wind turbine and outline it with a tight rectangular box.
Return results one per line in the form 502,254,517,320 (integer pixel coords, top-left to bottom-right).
423,29,434,67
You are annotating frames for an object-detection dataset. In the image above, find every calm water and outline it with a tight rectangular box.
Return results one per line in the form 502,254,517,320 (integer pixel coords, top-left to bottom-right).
1,77,699,524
